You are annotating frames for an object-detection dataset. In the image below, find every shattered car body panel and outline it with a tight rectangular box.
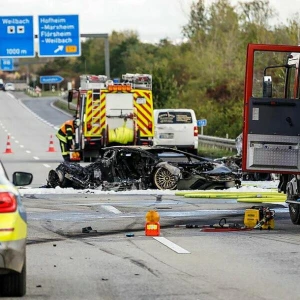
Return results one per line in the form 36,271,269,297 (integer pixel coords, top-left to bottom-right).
214,155,272,181
47,146,240,190
213,133,272,181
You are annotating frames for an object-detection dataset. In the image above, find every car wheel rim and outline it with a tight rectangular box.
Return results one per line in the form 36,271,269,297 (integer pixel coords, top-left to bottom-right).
154,168,177,190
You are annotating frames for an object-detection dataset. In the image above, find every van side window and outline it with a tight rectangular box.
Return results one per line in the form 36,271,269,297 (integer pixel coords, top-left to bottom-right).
157,112,192,124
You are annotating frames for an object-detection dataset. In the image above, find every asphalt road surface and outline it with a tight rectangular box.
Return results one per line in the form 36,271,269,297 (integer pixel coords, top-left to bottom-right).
19,192,300,300
1,91,300,299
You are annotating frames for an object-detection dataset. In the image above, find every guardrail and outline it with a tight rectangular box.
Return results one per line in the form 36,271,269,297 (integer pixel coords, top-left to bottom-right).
198,134,236,151
26,87,41,97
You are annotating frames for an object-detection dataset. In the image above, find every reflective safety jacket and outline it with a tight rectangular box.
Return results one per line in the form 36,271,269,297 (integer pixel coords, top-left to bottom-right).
56,120,75,146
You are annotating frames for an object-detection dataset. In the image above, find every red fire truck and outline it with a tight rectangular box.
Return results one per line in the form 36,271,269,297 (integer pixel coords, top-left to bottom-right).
242,43,300,225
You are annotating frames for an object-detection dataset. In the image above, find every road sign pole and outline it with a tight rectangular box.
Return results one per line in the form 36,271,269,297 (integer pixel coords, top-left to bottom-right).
201,126,204,135
26,65,30,85
104,38,110,79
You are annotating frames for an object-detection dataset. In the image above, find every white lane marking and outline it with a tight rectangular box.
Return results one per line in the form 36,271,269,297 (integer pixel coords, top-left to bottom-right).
26,150,31,153
33,156,40,160
43,164,51,168
20,145,24,148
15,140,19,144
101,205,122,214
11,136,15,139
17,97,69,129
7,93,14,99
153,237,190,254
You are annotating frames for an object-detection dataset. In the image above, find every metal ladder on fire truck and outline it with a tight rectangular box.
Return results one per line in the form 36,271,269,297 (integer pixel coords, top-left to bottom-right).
81,75,108,148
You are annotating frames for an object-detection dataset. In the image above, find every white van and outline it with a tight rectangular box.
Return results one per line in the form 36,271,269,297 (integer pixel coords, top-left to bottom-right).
153,109,199,154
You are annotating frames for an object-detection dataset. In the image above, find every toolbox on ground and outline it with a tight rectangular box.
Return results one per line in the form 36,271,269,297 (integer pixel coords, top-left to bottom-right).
244,206,275,230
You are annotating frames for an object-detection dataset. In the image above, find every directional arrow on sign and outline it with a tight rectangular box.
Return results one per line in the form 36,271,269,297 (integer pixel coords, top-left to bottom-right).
54,45,64,53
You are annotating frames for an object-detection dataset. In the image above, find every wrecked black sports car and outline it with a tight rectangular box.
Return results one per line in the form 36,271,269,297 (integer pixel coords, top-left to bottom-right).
213,155,272,181
214,133,272,181
46,146,241,191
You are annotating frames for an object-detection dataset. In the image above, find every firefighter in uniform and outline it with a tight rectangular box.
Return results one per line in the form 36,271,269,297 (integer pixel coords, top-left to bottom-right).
56,119,80,161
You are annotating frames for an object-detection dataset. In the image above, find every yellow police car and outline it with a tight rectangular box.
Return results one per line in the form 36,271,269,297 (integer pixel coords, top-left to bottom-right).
0,161,32,297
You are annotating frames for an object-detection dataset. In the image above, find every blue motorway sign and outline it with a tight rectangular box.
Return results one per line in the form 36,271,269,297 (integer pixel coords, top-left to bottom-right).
197,119,207,127
40,75,64,84
0,58,14,71
38,15,81,57
0,16,34,57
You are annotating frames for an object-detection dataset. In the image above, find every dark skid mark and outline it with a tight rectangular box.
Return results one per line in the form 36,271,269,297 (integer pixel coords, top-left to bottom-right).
124,257,158,277
27,238,64,245
23,194,38,199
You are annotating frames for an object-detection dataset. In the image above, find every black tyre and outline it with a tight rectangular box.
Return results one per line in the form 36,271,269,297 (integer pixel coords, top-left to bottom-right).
289,204,300,225
55,169,72,188
0,259,26,297
48,169,60,187
153,167,178,190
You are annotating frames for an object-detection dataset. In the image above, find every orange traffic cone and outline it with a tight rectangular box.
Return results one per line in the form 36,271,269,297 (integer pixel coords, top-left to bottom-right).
47,135,56,152
3,135,13,154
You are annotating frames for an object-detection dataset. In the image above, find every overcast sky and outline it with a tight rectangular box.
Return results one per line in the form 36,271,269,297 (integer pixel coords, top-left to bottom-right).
0,0,299,43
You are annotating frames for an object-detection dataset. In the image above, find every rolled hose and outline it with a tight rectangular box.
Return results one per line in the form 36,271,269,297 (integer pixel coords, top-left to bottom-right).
175,190,279,196
183,194,286,199
183,194,285,200
237,197,286,203
108,126,134,144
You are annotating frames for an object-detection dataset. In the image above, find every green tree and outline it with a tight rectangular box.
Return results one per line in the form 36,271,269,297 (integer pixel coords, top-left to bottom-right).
34,0,300,138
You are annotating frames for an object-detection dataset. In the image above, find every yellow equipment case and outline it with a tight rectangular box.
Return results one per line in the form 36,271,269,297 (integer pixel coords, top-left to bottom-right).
244,206,275,230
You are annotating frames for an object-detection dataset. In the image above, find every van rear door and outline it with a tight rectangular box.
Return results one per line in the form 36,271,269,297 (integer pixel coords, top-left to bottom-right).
154,111,194,147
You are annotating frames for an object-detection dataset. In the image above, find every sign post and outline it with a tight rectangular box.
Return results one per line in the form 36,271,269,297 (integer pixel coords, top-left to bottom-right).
38,15,81,57
197,119,207,135
0,16,34,57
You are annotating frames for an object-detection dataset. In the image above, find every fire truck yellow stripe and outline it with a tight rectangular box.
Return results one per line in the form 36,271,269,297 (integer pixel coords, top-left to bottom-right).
100,92,106,130
133,90,153,136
